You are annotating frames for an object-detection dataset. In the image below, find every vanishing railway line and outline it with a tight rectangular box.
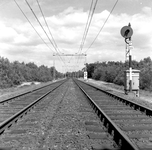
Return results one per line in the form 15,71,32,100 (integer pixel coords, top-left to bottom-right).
0,79,152,149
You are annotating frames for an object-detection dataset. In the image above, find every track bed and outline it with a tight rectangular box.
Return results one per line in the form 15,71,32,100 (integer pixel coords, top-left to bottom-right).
0,79,119,150
75,79,152,150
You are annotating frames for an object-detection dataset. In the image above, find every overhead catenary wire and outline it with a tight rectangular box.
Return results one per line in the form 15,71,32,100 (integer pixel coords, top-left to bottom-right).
14,0,53,52
76,0,98,70
14,0,67,72
36,0,62,54
78,0,98,54
25,0,66,66
78,0,94,54
85,0,119,53
36,0,66,66
25,0,56,51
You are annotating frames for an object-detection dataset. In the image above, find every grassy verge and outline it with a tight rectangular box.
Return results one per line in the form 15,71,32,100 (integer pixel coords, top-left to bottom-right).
0,82,52,101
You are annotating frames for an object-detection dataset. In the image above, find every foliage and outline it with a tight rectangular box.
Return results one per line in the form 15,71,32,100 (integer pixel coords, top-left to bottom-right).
0,57,62,88
86,57,152,91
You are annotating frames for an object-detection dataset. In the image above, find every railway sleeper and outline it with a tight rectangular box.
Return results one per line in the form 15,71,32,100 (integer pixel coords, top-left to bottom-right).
110,115,148,120
128,133,152,139
136,143,152,150
104,111,142,115
114,119,152,124
122,125,152,131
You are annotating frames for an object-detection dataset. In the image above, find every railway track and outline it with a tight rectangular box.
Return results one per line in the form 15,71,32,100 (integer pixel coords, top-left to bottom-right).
0,79,122,149
1,79,152,149
74,79,152,150
0,79,67,136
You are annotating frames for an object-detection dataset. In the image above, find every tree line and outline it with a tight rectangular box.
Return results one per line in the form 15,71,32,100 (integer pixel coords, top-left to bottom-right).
0,57,63,88
86,57,152,91
1,56,152,91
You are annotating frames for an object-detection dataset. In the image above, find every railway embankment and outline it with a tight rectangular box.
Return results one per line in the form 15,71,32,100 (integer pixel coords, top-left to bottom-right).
0,81,54,102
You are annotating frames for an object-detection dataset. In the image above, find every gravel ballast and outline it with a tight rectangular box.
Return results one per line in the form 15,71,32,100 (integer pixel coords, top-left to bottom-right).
0,79,118,149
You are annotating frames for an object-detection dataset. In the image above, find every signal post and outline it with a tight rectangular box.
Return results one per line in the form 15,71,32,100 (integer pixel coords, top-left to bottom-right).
121,23,140,97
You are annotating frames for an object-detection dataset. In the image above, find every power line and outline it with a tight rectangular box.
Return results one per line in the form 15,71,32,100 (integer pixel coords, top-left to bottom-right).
36,0,66,65
25,0,66,66
76,0,98,69
79,0,94,54
79,0,98,54
14,0,53,51
14,0,67,71
85,0,119,53
25,0,55,49
36,0,62,54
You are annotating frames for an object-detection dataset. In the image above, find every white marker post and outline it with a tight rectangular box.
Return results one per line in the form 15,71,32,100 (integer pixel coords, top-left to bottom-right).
84,54,88,80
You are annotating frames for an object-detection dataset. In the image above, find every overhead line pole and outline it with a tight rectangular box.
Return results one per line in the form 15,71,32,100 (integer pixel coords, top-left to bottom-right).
59,53,87,71
53,53,86,75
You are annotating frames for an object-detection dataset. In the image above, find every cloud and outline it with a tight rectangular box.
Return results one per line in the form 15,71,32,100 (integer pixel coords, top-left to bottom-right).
0,21,17,43
142,6,152,15
61,6,76,15
49,7,87,27
0,5,152,72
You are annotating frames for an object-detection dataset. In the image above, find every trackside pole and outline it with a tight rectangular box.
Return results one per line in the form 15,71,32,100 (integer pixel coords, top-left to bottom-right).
121,23,135,95
53,53,56,81
84,54,88,81
121,23,140,97
128,37,132,92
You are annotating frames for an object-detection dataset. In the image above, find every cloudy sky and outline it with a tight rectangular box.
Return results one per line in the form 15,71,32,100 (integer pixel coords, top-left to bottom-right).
0,0,152,72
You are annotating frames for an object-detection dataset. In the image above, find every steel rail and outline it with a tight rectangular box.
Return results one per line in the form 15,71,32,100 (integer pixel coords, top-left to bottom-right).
0,79,67,135
77,79,152,116
74,79,139,150
0,79,66,105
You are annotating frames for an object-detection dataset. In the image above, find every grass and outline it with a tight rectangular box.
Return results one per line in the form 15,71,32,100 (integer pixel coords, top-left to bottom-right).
0,82,52,102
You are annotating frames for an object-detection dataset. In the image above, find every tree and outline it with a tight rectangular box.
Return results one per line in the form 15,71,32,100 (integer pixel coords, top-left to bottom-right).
86,57,152,91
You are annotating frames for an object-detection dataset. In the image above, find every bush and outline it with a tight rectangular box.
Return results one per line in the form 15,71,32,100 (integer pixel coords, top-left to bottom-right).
86,57,152,91
0,57,63,88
